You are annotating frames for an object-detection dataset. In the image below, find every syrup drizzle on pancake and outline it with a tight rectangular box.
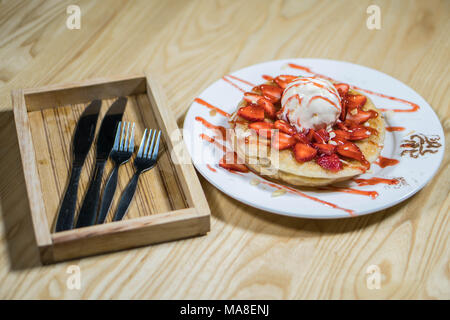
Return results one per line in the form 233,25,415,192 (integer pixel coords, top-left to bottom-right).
287,63,420,113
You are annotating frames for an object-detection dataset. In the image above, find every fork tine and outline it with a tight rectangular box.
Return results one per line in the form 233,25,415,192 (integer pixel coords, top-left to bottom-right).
128,123,135,152
113,122,121,151
124,122,130,152
146,130,157,159
119,121,127,151
143,129,153,157
137,129,148,157
150,130,161,160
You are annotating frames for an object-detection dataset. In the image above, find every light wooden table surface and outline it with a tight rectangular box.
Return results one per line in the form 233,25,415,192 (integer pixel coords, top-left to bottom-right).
0,0,448,299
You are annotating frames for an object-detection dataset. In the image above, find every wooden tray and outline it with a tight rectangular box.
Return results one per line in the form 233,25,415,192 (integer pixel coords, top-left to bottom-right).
11,74,210,264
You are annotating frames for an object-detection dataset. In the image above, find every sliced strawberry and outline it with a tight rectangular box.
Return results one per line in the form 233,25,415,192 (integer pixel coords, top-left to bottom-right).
347,126,371,141
294,132,310,144
249,122,274,139
336,143,369,168
274,75,298,89
219,153,249,172
251,85,262,93
312,129,330,143
316,154,343,172
345,109,378,125
332,129,351,140
258,98,277,119
272,132,297,150
243,92,262,104
331,137,348,145
339,102,347,121
313,143,336,155
293,143,317,162
306,129,315,142
244,92,277,119
237,104,264,122
336,122,350,131
345,94,367,110
274,120,296,136
260,84,283,103
334,83,350,98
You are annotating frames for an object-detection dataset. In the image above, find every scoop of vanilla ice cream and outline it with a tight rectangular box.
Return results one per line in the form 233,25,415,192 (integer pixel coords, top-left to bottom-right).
279,77,342,131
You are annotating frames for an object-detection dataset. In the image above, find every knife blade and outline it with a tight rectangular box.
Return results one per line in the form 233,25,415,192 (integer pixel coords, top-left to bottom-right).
75,97,127,228
55,100,101,232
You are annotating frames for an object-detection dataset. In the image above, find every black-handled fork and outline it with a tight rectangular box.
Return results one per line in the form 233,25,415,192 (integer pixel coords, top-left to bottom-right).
96,121,135,224
112,129,161,221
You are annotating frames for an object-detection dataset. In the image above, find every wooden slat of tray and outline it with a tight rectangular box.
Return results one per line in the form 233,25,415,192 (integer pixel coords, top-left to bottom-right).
28,94,188,231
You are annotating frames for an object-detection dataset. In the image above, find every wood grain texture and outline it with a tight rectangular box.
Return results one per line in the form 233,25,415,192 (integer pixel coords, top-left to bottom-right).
0,0,448,299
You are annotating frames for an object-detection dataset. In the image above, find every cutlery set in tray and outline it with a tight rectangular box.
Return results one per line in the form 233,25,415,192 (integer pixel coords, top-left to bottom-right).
55,97,162,232
12,74,210,263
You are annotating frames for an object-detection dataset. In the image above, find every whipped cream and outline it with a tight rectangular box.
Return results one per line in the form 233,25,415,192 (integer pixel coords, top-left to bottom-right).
279,77,342,131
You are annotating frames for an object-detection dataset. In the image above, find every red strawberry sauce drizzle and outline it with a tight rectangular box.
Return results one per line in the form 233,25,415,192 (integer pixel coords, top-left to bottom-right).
320,187,378,199
287,63,420,113
194,98,230,118
353,177,399,186
386,126,405,132
374,156,400,168
195,116,227,139
308,95,340,111
206,164,217,172
225,74,256,87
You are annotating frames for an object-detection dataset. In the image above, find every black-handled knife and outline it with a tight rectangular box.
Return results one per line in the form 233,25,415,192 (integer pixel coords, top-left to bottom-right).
75,97,127,228
55,100,102,232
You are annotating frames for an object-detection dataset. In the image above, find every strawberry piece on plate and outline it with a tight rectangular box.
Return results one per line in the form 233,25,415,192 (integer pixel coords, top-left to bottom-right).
313,143,336,155
331,136,348,145
345,94,367,110
316,154,343,172
336,142,370,168
219,152,249,172
312,128,330,143
306,129,315,142
244,92,277,119
336,122,350,131
340,102,348,122
346,109,378,125
249,122,274,139
347,126,371,140
274,75,298,89
332,129,351,140
334,83,350,98
243,92,262,104
237,104,265,122
294,132,310,144
258,98,277,119
274,120,297,136
272,132,297,150
293,143,318,162
260,84,283,103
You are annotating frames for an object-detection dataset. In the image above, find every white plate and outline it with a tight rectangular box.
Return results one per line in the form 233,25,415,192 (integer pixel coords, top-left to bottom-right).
183,58,445,219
